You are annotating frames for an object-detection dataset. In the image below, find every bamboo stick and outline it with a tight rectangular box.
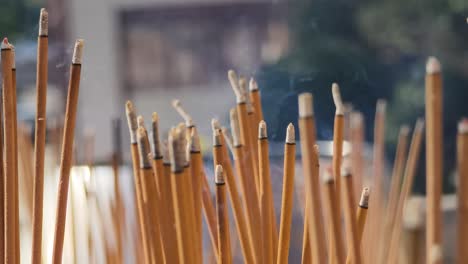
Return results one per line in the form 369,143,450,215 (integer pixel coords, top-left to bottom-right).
425,57,443,263
277,124,296,264
215,165,232,264
31,9,49,264
341,168,361,264
298,93,327,263
51,40,84,264
456,119,468,263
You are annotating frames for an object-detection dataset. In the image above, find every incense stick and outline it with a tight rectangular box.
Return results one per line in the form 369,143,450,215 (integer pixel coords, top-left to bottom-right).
425,57,443,263
258,120,277,263
51,39,84,264
31,9,49,264
322,168,345,263
277,124,296,264
387,119,424,264
330,83,345,264
457,118,468,262
298,93,327,263
350,112,365,198
341,168,361,264
229,109,263,263
215,165,232,264
1,37,16,264
125,101,151,264
212,122,255,264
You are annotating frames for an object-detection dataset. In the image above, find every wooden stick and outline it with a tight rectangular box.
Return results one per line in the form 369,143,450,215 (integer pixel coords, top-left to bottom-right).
322,168,345,264
200,165,220,260
111,118,123,264
425,57,443,263
228,70,260,199
0,48,4,263
125,101,151,264
230,108,263,263
456,118,468,263
162,145,185,263
350,112,365,200
387,119,424,264
169,126,192,264
367,99,386,263
51,39,83,264
277,124,296,264
258,120,277,264
301,200,311,264
1,37,16,264
31,9,49,263
330,83,345,264
345,187,370,264
189,127,205,263
341,168,361,264
239,77,259,173
402,197,424,264
215,165,232,264
379,125,410,263
11,43,20,264
298,93,327,263
249,78,264,131
212,124,255,264
137,126,164,263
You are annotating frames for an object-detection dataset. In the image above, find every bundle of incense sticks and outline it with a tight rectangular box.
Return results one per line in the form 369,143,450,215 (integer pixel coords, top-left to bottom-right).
1,8,468,264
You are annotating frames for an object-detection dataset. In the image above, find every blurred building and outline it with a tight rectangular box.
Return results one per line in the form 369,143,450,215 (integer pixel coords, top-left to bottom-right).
53,0,289,162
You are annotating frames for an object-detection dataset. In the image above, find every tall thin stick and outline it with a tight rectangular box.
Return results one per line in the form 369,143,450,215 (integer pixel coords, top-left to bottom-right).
1,37,15,264
31,9,49,264
425,57,443,263
277,124,296,264
456,119,468,263
215,165,232,264
346,187,370,264
322,168,345,263
387,119,424,264
51,39,83,264
298,93,327,263
330,83,345,264
341,168,361,264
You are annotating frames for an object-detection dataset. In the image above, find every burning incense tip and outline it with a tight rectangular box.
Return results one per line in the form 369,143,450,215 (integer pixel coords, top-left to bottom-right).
125,101,138,143
1,38,10,50
376,99,387,113
249,78,259,91
151,112,162,158
286,123,295,144
258,120,267,139
72,39,84,64
350,112,363,129
39,8,48,36
400,125,410,136
229,108,242,147
137,127,151,168
359,187,370,208
228,69,245,103
137,115,145,129
313,144,320,157
415,118,425,133
332,83,344,115
426,56,441,74
215,165,225,184
298,93,314,118
190,128,201,152
458,118,468,134
162,141,170,164
238,76,248,94
172,99,193,127
429,245,443,263
211,118,221,132
213,128,221,146
168,128,185,172
322,167,334,184
340,166,352,177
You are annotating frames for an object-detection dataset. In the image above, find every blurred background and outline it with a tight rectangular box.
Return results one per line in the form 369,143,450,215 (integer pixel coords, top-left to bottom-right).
3,0,468,262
